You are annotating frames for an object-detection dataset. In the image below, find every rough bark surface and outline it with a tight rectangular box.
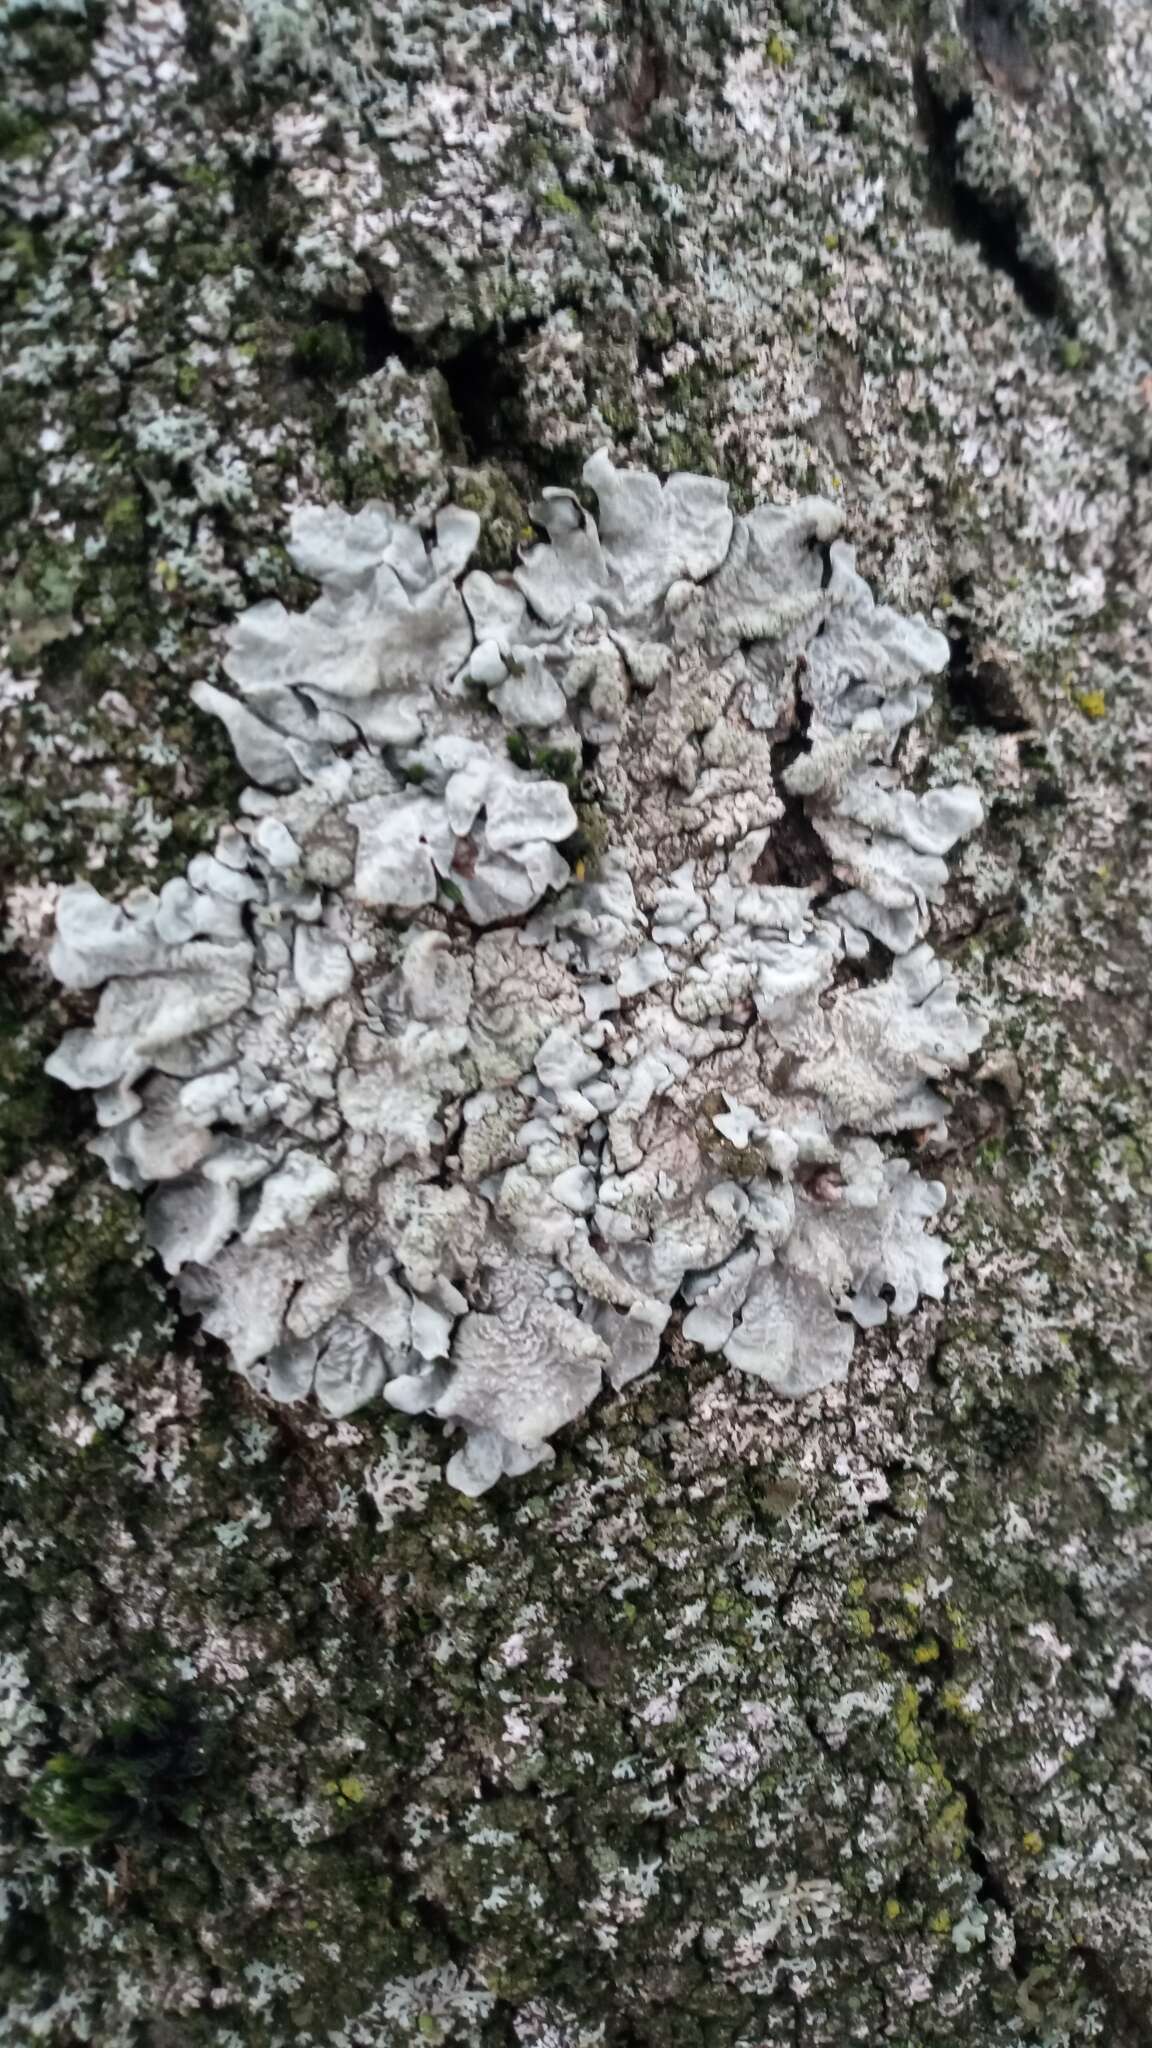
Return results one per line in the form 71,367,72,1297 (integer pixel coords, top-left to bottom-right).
1,2,1151,2043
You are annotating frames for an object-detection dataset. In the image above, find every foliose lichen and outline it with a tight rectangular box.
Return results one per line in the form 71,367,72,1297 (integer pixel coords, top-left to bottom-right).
45,451,985,1493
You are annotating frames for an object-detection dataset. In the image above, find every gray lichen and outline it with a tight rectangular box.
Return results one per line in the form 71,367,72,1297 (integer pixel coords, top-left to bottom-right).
46,453,985,1491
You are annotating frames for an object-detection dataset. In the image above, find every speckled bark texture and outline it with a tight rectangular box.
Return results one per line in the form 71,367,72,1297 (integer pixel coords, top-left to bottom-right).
1,2,1151,2043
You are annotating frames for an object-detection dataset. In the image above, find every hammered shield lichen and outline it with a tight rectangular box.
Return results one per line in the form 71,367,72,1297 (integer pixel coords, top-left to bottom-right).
45,451,985,1492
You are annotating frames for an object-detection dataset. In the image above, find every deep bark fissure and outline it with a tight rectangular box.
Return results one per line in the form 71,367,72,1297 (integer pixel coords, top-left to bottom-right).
913,57,1074,330
944,627,1033,733
298,286,570,475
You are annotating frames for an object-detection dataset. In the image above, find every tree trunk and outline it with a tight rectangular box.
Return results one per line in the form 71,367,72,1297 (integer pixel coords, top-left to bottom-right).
2,1,1150,2041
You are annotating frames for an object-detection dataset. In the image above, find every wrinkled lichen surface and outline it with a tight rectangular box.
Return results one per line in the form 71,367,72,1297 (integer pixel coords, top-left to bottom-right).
2,1,1152,2043
44,455,984,1495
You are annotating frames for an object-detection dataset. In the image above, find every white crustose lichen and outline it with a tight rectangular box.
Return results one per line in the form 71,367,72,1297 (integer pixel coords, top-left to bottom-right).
46,452,985,1493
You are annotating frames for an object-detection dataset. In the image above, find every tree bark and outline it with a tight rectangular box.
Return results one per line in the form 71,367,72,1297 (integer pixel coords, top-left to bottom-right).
2,1,1151,2041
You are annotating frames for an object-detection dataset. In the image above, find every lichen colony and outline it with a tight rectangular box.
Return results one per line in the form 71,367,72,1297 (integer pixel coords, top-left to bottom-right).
46,452,984,1492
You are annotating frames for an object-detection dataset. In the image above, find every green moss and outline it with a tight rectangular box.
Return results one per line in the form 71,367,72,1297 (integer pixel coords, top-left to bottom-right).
0,997,56,1173
23,1750,139,1847
0,221,44,279
292,320,361,381
104,491,144,547
654,425,722,478
23,1697,208,1849
573,798,611,875
598,395,640,435
531,743,581,791
0,101,47,156
0,1168,167,1361
449,463,526,571
6,0,106,86
697,1124,772,1180
3,544,82,659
